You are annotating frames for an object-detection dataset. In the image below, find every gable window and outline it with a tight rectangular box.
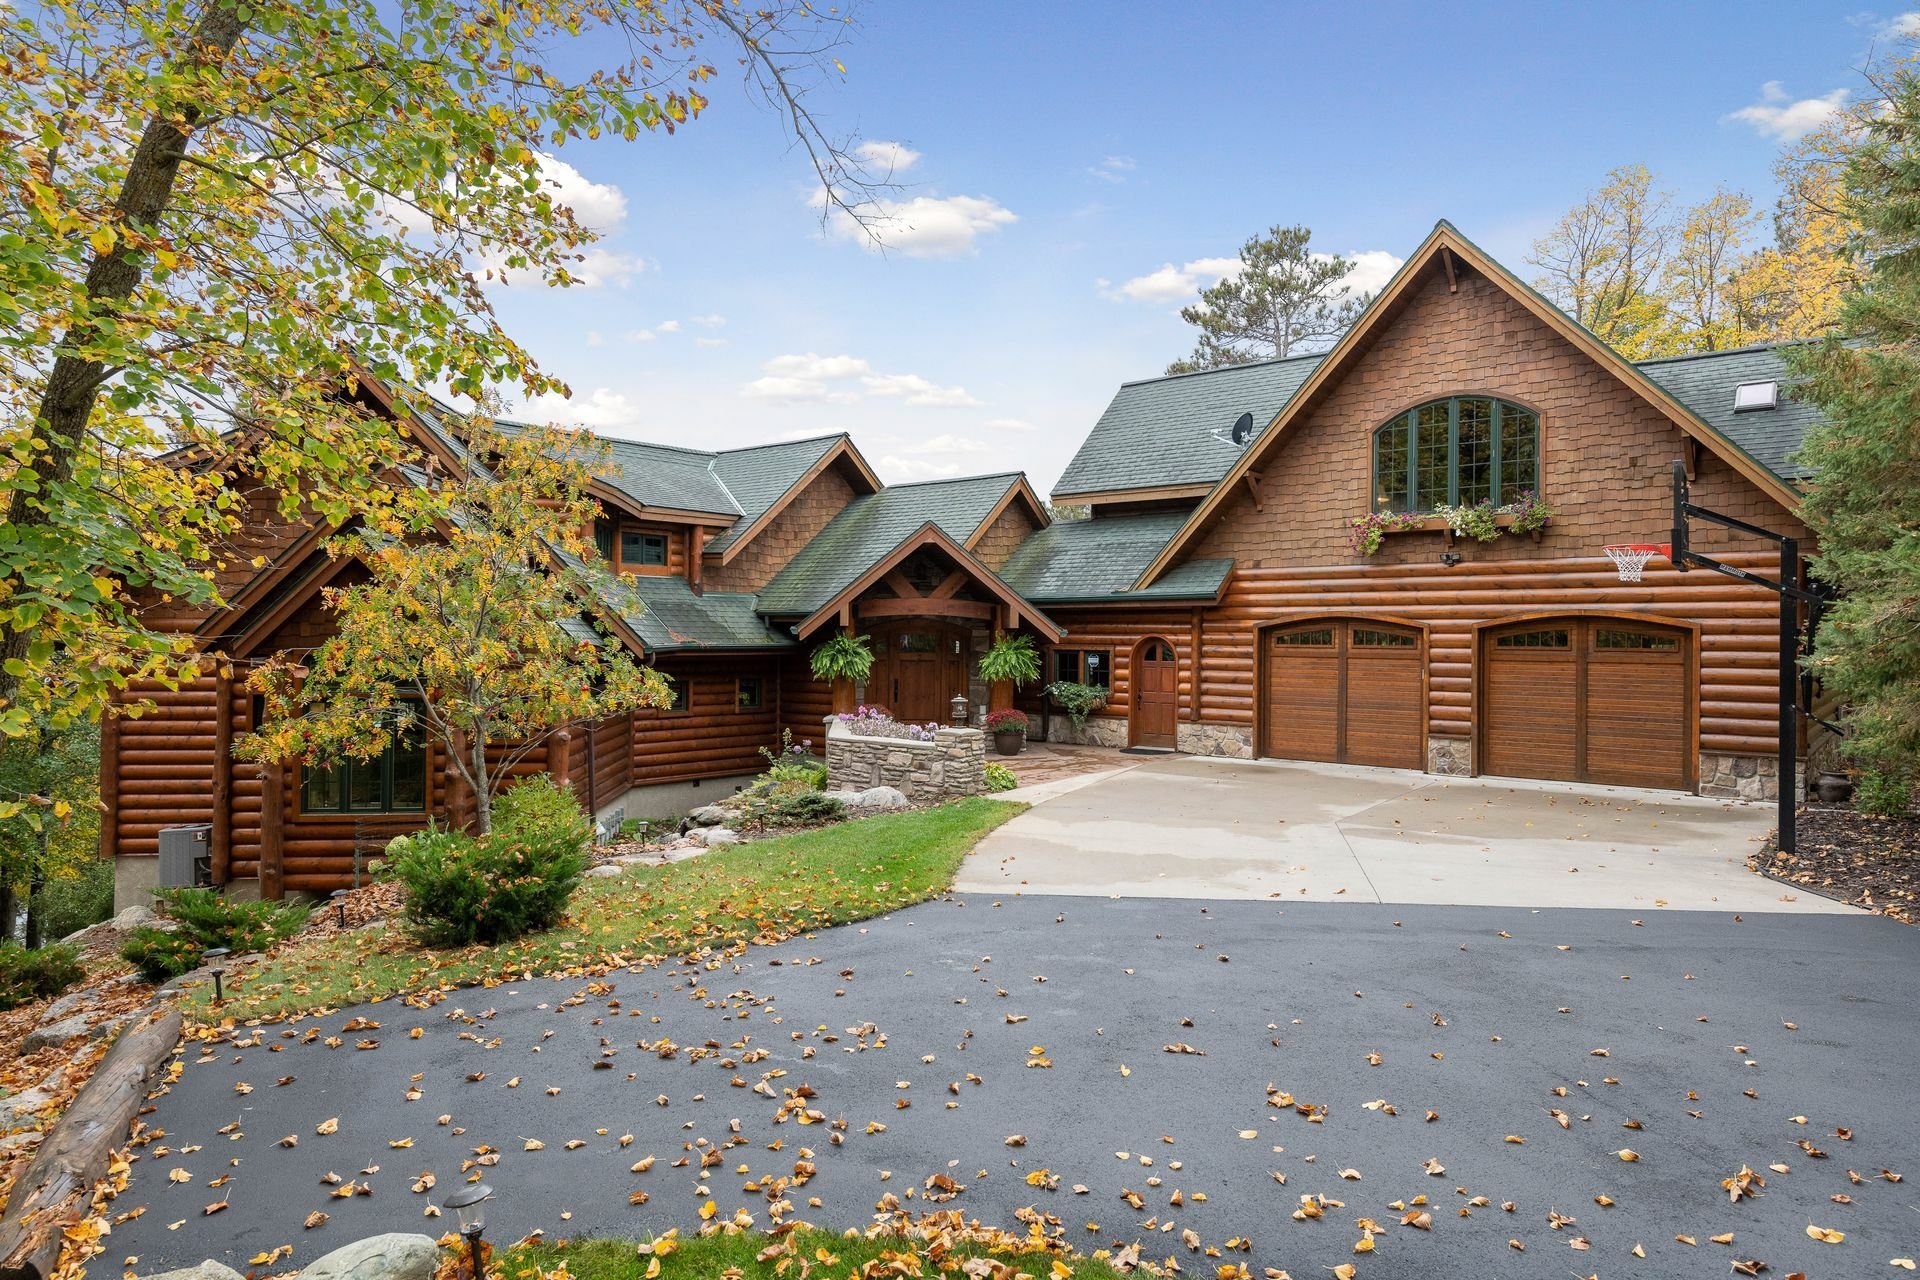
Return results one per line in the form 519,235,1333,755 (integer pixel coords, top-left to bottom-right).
593,518,614,561
1372,397,1539,513
302,706,428,815
736,677,763,710
621,530,669,567
1051,649,1111,689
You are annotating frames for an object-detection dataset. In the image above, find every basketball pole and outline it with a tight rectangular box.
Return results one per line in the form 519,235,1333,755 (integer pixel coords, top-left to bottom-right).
1666,460,1814,857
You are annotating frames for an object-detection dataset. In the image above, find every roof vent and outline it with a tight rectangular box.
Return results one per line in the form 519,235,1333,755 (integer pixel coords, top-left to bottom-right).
1229,411,1255,445
1733,381,1778,413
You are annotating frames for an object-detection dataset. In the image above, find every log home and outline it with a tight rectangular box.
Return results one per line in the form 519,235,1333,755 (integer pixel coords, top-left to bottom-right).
104,221,1822,905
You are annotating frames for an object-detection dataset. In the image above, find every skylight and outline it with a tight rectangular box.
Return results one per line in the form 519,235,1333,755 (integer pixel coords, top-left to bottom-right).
1733,381,1778,413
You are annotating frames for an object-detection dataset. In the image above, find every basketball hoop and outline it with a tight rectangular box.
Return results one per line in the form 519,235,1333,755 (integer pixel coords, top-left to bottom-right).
1603,543,1670,583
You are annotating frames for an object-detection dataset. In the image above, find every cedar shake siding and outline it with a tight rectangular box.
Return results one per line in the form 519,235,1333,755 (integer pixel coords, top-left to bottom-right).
973,504,1038,571
704,466,860,594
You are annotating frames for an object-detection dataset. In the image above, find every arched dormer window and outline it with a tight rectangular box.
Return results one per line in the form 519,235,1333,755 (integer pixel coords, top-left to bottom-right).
1371,397,1538,514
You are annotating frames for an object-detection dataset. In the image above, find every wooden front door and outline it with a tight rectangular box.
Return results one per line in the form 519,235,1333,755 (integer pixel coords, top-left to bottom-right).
1262,619,1425,769
1131,637,1178,749
1481,617,1692,790
868,622,969,725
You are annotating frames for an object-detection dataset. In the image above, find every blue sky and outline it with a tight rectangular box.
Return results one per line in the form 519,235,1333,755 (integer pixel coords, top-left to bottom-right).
482,1,1895,498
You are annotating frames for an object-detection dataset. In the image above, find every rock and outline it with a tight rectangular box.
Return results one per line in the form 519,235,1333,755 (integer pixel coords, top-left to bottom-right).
40,973,137,1023
61,904,158,947
23,1010,132,1055
134,1262,245,1280
695,826,742,847
1,1087,56,1123
582,864,624,879
299,1233,439,1280
686,804,729,828
849,786,909,812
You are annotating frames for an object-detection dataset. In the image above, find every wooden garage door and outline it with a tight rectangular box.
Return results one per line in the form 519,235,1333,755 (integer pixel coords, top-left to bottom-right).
1481,618,1691,790
1263,620,1424,769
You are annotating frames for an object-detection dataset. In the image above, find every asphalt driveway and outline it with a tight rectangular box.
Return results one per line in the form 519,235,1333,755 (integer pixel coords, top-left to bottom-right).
960,756,1848,912
112,896,1918,1279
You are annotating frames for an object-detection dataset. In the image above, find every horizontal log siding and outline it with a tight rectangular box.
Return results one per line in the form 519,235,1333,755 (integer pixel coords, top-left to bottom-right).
1034,609,1200,724
778,652,833,751
632,654,783,783
111,678,220,858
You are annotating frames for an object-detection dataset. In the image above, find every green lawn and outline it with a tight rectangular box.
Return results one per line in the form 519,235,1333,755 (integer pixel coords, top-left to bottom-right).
503,1224,1137,1280
199,798,1021,1023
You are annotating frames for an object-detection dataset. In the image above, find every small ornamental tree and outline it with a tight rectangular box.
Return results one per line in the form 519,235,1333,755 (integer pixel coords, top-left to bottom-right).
237,422,671,834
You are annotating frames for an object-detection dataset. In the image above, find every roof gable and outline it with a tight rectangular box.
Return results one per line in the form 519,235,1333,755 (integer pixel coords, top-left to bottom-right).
702,435,882,559
792,520,1065,642
1135,220,1807,588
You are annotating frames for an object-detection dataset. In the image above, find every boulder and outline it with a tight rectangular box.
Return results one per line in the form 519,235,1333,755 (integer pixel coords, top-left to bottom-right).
40,972,138,1022
60,904,158,947
581,864,625,879
850,786,910,811
134,1263,245,1280
299,1233,439,1280
695,826,742,847
686,804,730,828
22,1010,132,1055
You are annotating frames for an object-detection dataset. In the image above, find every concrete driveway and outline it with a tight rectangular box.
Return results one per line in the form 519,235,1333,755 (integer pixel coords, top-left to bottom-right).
960,756,1853,913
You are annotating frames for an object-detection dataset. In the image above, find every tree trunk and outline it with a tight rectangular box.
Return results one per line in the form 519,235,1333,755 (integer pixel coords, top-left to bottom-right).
0,881,14,945
470,731,492,836
0,1,247,713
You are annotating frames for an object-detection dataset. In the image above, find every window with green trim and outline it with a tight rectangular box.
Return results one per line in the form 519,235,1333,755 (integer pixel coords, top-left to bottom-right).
1371,397,1539,513
593,519,614,561
621,530,669,567
302,706,427,814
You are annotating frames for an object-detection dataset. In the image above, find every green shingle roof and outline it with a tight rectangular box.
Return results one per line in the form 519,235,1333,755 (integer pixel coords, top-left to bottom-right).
754,473,1024,617
1053,354,1324,498
595,437,743,516
703,435,847,554
998,511,1231,604
1636,341,1821,482
616,576,792,653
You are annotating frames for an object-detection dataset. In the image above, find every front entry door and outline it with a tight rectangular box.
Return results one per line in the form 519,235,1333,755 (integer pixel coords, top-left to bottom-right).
1132,638,1178,749
868,622,968,725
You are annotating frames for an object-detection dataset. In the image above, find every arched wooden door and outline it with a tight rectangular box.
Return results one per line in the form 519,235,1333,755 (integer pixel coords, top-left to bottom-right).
1479,616,1693,790
1131,637,1179,749
1261,619,1425,769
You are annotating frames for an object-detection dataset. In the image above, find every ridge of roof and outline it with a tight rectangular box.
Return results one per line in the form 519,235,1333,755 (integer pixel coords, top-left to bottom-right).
1630,338,1823,368
878,470,1026,492
1115,348,1328,390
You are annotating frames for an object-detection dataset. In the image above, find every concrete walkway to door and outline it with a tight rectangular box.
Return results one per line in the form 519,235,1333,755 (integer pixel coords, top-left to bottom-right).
959,755,1855,913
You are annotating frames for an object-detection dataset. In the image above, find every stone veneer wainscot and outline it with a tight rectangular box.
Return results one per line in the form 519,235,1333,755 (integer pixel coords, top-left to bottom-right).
825,716,986,802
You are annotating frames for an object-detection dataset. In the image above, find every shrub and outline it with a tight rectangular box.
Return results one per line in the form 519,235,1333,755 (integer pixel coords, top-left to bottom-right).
0,941,84,1010
765,790,846,826
1854,769,1912,817
154,886,306,954
492,773,592,846
382,825,588,947
120,927,204,984
985,708,1029,735
37,857,114,942
760,729,826,789
984,762,1018,792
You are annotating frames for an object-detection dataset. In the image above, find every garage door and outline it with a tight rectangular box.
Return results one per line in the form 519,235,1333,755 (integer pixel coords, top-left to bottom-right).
1263,620,1424,769
1481,618,1691,790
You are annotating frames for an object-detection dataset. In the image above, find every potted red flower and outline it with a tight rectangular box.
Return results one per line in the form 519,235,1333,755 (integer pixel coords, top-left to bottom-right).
985,708,1029,756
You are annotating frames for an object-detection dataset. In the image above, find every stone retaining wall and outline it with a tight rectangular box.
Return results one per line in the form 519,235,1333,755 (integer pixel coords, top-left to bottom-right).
825,717,986,802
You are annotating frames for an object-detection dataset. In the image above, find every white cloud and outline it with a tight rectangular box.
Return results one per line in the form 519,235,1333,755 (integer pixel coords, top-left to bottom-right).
624,329,656,343
1087,155,1137,184
1103,249,1400,306
518,387,641,430
690,314,727,328
854,140,921,174
740,353,977,408
825,192,1018,258
695,337,727,348
876,455,963,482
1728,81,1849,141
655,319,680,333
1880,11,1920,36
484,154,638,288
861,372,981,408
912,433,990,454
984,417,1035,431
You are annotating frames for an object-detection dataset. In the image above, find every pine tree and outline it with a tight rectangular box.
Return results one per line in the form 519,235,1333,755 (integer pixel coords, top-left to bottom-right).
1167,225,1372,373
1788,67,1920,780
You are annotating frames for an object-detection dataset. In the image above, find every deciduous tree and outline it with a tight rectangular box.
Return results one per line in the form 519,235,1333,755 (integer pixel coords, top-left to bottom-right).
237,422,672,835
1167,225,1372,373
0,0,874,746
1528,164,1674,356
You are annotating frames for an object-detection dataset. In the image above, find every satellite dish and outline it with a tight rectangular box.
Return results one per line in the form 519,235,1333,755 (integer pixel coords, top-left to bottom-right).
1230,412,1254,446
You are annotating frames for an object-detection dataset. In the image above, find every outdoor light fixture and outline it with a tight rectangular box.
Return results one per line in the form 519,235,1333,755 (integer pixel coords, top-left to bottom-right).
330,888,349,928
444,1182,494,1280
949,693,968,725
1439,551,1463,567
202,947,230,1003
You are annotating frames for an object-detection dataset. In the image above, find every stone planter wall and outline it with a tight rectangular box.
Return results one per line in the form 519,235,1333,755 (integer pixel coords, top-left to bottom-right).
825,717,986,802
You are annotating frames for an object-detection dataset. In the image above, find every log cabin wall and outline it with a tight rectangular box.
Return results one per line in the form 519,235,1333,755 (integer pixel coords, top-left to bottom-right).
631,653,784,785
778,651,834,751
608,518,694,578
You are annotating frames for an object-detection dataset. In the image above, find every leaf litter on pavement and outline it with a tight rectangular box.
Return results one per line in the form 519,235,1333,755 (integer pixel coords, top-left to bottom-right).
98,898,1914,1280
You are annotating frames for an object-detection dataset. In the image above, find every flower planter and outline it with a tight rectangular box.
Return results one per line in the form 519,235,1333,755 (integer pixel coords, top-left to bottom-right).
994,730,1025,757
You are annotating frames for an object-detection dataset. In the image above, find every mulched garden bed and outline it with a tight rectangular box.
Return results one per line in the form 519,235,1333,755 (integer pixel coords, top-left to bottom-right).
1751,803,1920,924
